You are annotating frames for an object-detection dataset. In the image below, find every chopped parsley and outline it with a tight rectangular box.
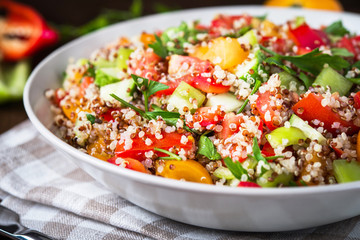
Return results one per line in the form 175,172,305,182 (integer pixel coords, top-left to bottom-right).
325,20,350,37
223,157,249,181
197,134,222,160
148,34,168,59
154,147,182,160
86,114,96,124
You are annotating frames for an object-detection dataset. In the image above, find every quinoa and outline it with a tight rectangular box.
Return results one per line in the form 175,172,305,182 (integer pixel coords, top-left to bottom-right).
47,13,360,188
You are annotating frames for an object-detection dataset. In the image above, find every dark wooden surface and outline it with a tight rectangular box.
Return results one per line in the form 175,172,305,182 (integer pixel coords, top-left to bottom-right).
1,0,360,134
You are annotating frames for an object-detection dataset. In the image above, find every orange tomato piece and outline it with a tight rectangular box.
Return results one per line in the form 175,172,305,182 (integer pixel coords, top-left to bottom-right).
155,160,213,184
87,136,112,161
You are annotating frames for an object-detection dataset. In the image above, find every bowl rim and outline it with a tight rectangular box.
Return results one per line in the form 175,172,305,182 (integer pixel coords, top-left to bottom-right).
23,5,360,197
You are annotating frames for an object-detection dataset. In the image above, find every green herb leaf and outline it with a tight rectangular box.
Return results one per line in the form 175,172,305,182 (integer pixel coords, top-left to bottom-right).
154,147,182,160
110,93,147,117
346,78,360,85
255,14,267,21
252,137,268,163
197,135,222,160
225,26,251,38
353,61,360,69
223,157,249,181
86,114,96,124
331,48,355,57
131,74,169,111
237,79,262,114
325,20,350,37
148,35,168,59
298,72,313,89
265,155,284,160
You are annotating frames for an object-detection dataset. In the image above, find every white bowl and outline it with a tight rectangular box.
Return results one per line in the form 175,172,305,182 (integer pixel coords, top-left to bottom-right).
24,6,360,232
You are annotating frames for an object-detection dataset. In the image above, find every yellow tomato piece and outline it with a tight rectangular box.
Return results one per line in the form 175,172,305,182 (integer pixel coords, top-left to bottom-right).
155,160,213,184
190,37,249,71
61,99,90,123
87,136,112,161
260,20,280,38
297,153,326,186
264,0,342,12
140,33,156,48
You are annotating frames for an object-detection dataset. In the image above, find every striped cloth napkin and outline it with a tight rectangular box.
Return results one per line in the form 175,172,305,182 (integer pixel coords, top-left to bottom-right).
1,120,360,240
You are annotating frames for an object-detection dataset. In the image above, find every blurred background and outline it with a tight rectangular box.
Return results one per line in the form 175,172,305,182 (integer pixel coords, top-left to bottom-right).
1,0,360,133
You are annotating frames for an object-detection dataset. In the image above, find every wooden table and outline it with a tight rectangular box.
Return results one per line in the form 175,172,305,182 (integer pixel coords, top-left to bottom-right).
1,0,360,134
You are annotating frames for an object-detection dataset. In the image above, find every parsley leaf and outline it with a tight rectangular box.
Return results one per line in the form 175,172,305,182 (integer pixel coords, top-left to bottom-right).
325,20,350,37
86,114,96,124
131,74,169,111
225,26,251,38
260,46,351,87
154,147,182,160
237,79,262,114
252,137,269,165
197,135,222,160
223,157,249,181
148,35,168,59
331,48,354,57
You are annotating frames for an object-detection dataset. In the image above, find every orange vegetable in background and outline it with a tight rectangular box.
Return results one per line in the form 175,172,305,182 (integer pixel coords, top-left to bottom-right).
264,0,343,12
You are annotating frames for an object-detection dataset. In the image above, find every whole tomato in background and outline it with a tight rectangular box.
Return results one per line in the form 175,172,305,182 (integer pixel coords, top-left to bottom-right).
0,0,58,103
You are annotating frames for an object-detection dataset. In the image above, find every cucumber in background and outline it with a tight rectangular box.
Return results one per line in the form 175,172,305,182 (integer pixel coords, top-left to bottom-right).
0,60,30,104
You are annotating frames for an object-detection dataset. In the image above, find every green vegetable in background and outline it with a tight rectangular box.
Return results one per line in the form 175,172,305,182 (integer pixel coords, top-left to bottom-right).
0,61,30,104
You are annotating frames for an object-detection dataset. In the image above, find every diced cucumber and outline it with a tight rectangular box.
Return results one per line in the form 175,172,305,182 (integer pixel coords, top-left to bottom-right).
235,48,267,83
228,178,241,187
278,71,306,94
289,114,326,145
266,126,307,148
256,170,294,187
333,159,360,183
74,112,92,146
205,92,243,112
92,58,116,68
100,78,135,103
213,166,235,180
239,29,258,46
313,66,353,96
242,156,258,170
95,67,127,87
168,81,206,113
116,48,133,70
295,16,305,27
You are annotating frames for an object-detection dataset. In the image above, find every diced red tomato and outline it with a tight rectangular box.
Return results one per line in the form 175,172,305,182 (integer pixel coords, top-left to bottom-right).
189,106,225,127
115,131,194,161
128,50,162,80
107,157,147,173
217,112,242,139
0,0,58,61
79,76,94,97
238,181,261,188
193,75,231,94
261,142,275,157
354,92,360,109
288,24,327,51
168,55,213,76
255,89,278,130
292,93,359,135
210,15,252,36
100,107,121,122
337,35,360,60
260,36,288,54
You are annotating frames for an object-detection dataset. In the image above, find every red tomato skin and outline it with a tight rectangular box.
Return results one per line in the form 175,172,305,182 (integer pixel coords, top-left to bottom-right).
292,93,359,135
210,15,252,36
289,24,326,50
0,0,58,61
256,90,277,131
129,51,162,81
218,112,242,139
238,181,262,188
261,142,275,157
115,132,194,161
354,92,360,109
101,107,121,122
79,77,94,97
155,74,194,96
193,76,231,94
337,36,360,60
190,106,225,127
107,157,147,173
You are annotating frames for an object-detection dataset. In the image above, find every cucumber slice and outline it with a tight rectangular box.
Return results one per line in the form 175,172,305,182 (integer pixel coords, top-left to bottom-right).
213,166,235,180
242,156,258,170
205,92,243,112
239,29,258,46
289,114,326,145
168,81,206,113
333,159,360,183
266,126,307,148
95,68,127,87
256,170,294,187
116,48,133,70
278,71,306,94
235,48,267,82
313,67,353,96
100,78,135,103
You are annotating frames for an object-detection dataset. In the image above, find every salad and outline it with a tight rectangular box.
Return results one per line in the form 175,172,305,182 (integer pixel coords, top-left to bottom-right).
46,13,360,188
